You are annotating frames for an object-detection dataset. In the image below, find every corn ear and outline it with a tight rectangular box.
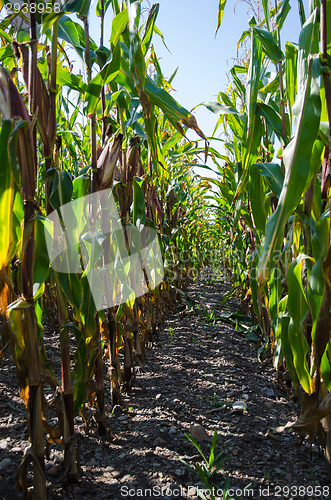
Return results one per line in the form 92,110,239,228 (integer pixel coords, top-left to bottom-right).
96,133,123,189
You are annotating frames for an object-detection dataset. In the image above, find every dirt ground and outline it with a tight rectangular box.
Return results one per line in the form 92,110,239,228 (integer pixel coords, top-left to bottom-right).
0,269,329,499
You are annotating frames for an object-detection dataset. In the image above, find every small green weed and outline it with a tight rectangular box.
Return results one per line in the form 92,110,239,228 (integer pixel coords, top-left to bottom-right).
168,327,175,342
211,393,231,409
197,304,217,324
180,430,234,500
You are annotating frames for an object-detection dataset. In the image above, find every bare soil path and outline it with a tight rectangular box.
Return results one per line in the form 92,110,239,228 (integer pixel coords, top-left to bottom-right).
0,270,329,499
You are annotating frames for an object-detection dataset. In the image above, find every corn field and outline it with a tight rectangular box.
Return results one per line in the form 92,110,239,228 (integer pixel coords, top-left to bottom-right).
0,0,330,497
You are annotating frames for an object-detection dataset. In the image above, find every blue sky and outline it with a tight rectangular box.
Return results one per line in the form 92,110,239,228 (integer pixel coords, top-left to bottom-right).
89,0,307,169
146,0,306,140
1,0,307,144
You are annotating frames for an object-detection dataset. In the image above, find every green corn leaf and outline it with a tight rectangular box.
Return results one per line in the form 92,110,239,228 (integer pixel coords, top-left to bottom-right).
73,174,90,200
259,73,280,94
280,315,300,391
219,90,238,109
58,15,81,49
238,28,251,46
230,66,246,95
56,270,83,311
0,27,13,44
297,0,306,26
232,64,247,73
33,217,52,297
249,250,260,318
312,243,331,389
312,176,321,221
208,429,218,468
58,15,97,65
257,56,321,285
256,102,289,144
234,114,263,201
327,0,331,55
253,26,284,64
321,343,331,391
287,256,312,393
249,163,266,233
96,0,112,17
144,76,205,139
116,61,205,139
226,114,245,142
12,189,24,259
215,0,228,36
54,64,86,92
285,42,298,121
261,0,270,30
297,8,319,94
48,169,73,211
202,101,240,116
308,218,329,348
84,42,120,115
73,379,87,415
268,266,283,327
287,256,310,322
184,433,208,464
81,231,105,277
161,131,183,153
95,45,111,68
110,8,128,46
303,139,324,195
246,29,262,136
0,43,14,63
128,0,145,91
308,260,324,304
142,3,159,55
169,66,179,84
59,0,84,13
202,99,245,138
133,176,146,226
275,0,291,30
256,162,284,198
179,459,196,476
0,120,20,270
80,275,97,334
42,12,64,34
